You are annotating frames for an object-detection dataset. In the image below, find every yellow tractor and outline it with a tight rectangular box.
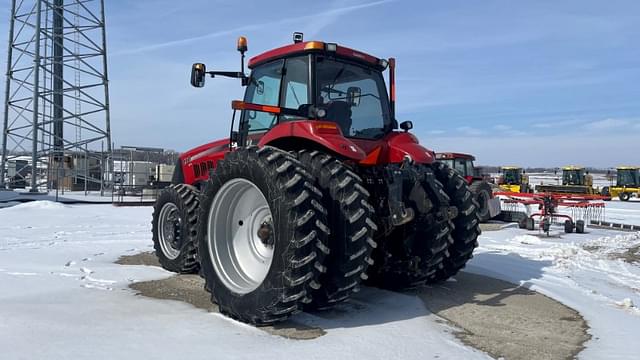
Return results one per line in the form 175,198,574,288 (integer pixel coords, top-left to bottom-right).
535,166,597,195
602,166,640,201
498,166,532,193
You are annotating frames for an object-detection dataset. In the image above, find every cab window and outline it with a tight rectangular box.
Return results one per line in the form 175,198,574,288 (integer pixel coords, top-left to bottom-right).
280,56,309,120
243,60,283,133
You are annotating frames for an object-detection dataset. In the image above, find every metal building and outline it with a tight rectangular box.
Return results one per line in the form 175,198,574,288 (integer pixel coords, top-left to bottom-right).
0,0,112,193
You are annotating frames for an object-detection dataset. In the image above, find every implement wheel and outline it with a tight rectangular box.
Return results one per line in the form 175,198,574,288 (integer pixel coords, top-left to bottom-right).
564,220,574,233
526,218,535,231
198,146,330,325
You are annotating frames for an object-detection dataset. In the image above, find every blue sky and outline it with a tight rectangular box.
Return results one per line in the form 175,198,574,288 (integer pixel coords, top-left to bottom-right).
1,0,639,167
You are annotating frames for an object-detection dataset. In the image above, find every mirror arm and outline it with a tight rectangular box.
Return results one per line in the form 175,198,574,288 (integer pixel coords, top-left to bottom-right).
207,71,246,79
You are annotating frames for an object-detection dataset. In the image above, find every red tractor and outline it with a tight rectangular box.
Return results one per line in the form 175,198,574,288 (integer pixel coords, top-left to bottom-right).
436,152,500,222
152,33,481,325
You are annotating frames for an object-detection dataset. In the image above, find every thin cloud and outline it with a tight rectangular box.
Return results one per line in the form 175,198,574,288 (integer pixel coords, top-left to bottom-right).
493,124,511,131
492,124,527,136
456,126,485,136
532,119,584,129
113,0,394,56
584,118,629,131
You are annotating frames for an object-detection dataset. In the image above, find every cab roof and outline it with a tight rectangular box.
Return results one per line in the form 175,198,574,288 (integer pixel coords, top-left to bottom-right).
248,41,385,70
436,152,476,161
562,165,584,171
501,166,522,170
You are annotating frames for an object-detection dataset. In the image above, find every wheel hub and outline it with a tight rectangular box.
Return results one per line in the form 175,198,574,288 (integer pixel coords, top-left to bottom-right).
158,202,182,260
257,221,274,247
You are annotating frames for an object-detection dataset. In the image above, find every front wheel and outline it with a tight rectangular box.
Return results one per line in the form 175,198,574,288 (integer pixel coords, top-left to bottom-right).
151,184,200,273
198,146,330,325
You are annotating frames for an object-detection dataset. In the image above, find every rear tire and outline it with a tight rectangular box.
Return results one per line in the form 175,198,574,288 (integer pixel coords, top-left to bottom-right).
469,181,493,222
297,150,377,308
430,162,481,282
368,164,452,289
620,192,631,201
151,184,200,273
198,146,330,325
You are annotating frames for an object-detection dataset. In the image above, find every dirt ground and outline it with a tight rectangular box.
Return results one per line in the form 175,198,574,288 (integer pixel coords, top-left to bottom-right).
117,252,590,359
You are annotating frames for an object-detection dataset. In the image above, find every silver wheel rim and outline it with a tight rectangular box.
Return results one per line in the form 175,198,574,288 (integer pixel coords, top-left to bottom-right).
158,202,181,260
208,178,274,294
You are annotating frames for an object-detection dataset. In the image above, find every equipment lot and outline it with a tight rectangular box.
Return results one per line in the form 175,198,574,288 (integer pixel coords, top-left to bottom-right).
1,200,639,359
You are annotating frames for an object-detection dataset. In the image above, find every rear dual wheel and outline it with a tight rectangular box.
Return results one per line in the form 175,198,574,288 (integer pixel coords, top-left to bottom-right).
469,181,493,223
198,147,330,325
430,162,481,282
297,150,377,308
368,164,453,289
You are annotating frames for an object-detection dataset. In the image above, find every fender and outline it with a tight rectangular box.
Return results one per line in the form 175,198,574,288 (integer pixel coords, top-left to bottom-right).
257,120,366,160
359,132,435,165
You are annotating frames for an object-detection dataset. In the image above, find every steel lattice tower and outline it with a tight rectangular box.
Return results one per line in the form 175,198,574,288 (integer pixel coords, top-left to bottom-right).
0,0,112,192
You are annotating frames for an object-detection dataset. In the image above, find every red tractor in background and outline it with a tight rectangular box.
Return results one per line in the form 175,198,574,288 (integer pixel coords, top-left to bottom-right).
436,152,501,222
151,33,481,325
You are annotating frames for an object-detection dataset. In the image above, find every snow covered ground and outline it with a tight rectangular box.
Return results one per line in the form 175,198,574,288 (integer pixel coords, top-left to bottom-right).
0,202,488,360
1,200,640,359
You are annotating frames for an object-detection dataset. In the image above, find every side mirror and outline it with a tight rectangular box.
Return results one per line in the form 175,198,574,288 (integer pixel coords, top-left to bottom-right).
191,63,206,88
347,86,361,106
400,120,413,132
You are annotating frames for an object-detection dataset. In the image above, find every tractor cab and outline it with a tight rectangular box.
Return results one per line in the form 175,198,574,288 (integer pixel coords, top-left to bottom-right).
617,167,640,187
239,41,392,143
498,166,531,193
188,33,423,167
535,166,596,195
435,152,479,180
501,167,524,185
562,166,590,186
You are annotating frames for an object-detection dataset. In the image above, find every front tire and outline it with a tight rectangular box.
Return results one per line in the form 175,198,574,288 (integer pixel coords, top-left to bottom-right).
430,162,481,282
151,184,200,273
198,146,330,325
